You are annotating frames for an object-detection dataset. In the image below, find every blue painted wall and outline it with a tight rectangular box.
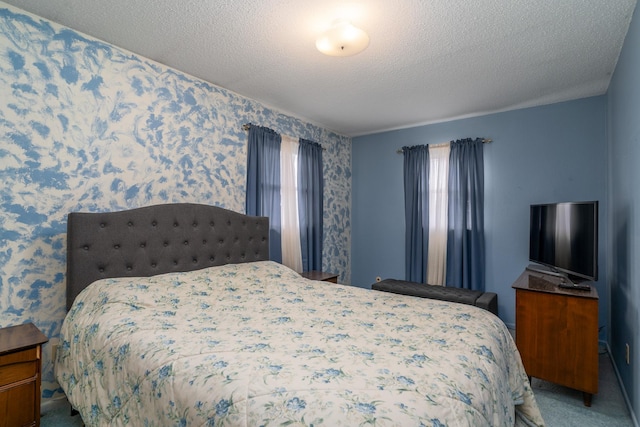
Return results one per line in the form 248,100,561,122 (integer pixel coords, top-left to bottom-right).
352,97,608,333
608,2,640,422
0,5,351,402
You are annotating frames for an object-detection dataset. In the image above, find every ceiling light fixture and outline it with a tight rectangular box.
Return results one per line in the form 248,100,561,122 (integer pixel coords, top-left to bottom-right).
316,19,369,57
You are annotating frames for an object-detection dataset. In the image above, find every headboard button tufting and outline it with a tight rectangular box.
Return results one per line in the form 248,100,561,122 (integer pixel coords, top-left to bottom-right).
65,203,270,312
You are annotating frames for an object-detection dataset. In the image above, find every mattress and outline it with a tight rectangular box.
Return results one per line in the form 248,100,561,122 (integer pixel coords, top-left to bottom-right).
56,261,544,426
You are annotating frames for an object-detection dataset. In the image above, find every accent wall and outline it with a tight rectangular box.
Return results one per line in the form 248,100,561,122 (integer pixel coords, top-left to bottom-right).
0,4,351,402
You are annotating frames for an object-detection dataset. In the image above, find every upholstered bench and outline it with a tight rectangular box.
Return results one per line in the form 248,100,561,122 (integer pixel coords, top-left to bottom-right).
372,278,498,316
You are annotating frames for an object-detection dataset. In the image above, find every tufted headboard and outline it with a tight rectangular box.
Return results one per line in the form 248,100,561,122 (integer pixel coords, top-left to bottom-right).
66,203,269,310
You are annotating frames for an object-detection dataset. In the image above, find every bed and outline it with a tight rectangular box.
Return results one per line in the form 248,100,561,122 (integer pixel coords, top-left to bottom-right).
56,203,545,426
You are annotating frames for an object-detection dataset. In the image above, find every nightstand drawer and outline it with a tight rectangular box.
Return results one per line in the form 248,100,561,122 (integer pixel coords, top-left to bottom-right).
0,360,37,387
0,380,37,426
0,347,38,366
0,323,48,427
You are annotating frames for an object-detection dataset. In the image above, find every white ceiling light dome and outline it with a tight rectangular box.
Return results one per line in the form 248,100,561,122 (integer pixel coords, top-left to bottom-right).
316,19,369,57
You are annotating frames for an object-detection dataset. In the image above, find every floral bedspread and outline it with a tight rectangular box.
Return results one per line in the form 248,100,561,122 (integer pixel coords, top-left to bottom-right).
56,261,544,426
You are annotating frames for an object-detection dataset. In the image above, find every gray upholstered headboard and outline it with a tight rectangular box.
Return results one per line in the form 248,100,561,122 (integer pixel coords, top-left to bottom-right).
66,203,269,310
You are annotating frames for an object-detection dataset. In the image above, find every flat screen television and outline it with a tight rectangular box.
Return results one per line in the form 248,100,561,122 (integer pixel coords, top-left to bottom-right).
529,201,598,281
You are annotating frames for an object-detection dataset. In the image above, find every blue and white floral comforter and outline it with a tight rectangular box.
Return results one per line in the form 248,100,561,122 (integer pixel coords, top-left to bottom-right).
56,261,544,426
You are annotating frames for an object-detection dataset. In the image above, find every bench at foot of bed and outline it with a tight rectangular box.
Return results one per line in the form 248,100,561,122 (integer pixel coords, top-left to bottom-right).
372,279,498,316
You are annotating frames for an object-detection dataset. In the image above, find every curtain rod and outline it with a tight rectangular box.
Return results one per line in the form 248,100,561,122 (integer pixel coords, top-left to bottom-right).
396,138,492,154
242,123,326,150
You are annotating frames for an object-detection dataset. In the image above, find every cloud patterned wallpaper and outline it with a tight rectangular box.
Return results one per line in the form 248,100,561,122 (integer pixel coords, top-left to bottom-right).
0,4,351,402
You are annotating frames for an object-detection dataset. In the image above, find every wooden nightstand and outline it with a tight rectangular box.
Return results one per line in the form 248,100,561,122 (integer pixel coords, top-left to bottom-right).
0,323,49,427
300,270,339,283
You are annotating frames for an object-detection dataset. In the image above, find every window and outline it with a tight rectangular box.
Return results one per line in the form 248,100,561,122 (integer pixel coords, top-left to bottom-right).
246,126,323,272
403,138,485,290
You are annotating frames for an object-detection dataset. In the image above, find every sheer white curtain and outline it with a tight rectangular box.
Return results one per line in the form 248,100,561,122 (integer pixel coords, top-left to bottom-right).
427,144,450,285
280,135,303,272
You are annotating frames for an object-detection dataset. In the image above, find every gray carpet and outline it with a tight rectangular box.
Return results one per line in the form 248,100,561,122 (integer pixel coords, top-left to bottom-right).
531,351,634,426
41,351,634,426
40,403,83,427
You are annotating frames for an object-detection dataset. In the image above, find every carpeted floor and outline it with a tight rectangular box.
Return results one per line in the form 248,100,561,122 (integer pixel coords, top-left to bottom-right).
40,402,83,427
531,351,634,426
41,351,634,427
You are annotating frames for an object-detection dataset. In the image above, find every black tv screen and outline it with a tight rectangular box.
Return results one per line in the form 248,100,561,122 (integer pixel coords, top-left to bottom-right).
529,201,598,281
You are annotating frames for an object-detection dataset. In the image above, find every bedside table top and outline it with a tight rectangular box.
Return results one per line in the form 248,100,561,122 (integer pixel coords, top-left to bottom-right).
300,270,339,282
0,323,49,355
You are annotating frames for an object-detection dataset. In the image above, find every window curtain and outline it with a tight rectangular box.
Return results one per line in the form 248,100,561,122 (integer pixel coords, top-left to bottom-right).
298,139,324,272
446,138,485,291
280,135,303,272
427,144,450,286
246,125,282,263
403,145,430,283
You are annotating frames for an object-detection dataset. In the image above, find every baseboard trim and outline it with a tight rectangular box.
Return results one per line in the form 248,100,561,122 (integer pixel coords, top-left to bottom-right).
605,342,639,427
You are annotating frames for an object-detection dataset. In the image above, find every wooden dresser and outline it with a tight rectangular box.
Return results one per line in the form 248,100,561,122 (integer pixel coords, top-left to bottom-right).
512,269,598,406
0,323,49,427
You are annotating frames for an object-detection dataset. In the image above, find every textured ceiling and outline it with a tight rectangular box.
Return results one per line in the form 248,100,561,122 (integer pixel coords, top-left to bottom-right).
2,0,637,136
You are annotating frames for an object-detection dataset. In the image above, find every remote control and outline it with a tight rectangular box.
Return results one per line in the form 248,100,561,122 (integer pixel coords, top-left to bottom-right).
558,283,591,291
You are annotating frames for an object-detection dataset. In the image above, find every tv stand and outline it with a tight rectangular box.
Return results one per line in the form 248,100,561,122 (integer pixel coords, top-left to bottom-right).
513,269,598,406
